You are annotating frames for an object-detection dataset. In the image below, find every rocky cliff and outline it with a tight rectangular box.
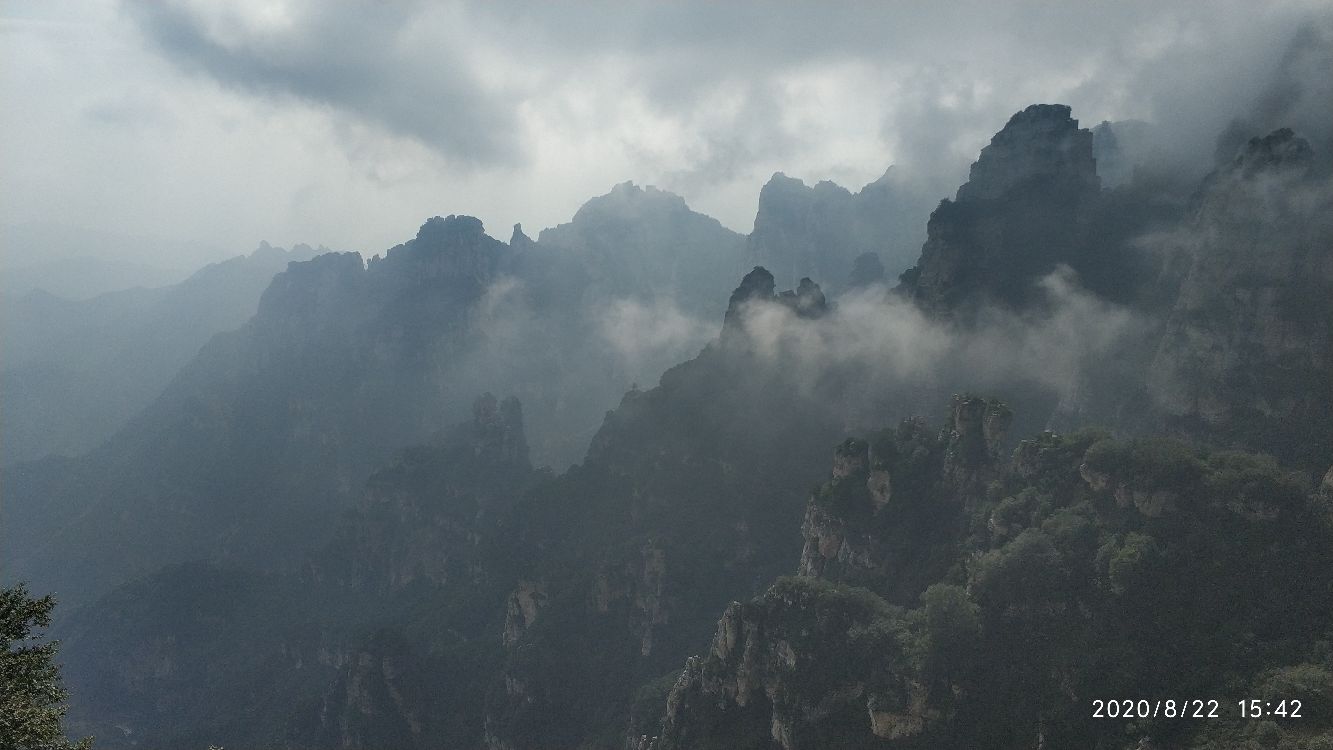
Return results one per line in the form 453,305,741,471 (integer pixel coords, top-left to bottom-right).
898,104,1107,318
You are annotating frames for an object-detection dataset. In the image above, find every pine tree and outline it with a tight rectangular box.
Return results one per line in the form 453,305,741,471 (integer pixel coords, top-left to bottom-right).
0,583,92,750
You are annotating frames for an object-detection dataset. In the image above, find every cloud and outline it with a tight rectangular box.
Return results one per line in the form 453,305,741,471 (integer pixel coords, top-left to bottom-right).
124,0,522,168
732,268,1143,426
598,297,714,374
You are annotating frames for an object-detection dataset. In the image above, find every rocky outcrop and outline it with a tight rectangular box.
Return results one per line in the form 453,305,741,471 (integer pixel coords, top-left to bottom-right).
318,633,426,750
648,579,919,750
509,223,534,250
255,250,366,333
646,414,1333,749
958,104,1098,202
503,580,547,647
722,266,828,343
776,277,827,317
405,214,505,284
940,394,1012,491
722,266,777,333
797,397,1008,594
899,104,1105,318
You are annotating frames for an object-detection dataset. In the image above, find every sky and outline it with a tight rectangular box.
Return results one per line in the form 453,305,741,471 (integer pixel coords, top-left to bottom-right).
2,0,1330,268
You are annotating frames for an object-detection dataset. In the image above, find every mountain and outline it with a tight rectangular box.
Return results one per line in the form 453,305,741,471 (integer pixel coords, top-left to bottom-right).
536,180,748,317
747,169,931,292
900,104,1119,317
0,222,224,299
1,241,319,464
59,393,541,749
3,193,746,609
4,217,511,609
52,266,851,749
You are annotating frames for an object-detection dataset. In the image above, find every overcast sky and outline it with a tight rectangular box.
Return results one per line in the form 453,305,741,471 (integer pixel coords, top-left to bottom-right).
3,1,1330,267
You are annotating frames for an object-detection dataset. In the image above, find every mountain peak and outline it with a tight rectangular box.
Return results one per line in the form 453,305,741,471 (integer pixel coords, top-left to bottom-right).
956,103,1098,202
510,222,534,249
1227,127,1314,178
415,214,487,248
722,266,830,337
573,181,689,219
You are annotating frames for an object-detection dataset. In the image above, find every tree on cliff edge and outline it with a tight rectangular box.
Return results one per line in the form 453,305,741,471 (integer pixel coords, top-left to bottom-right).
0,584,91,750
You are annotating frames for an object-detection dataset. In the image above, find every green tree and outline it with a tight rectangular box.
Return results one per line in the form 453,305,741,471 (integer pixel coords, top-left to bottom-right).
0,583,91,750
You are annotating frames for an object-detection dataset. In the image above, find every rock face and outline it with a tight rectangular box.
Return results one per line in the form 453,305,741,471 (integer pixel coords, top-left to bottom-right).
311,393,535,594
502,580,547,648
956,104,1099,202
651,581,914,750
747,169,931,290
1146,128,1333,467
318,633,428,750
797,397,1009,596
899,104,1106,317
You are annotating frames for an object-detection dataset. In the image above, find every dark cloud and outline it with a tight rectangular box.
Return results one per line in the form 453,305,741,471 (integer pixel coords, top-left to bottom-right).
124,1,522,167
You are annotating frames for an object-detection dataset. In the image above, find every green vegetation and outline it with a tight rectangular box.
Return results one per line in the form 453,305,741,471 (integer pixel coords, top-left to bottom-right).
1,584,91,750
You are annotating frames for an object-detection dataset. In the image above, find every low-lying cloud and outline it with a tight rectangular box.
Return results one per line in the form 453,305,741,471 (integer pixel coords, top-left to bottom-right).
735,267,1144,427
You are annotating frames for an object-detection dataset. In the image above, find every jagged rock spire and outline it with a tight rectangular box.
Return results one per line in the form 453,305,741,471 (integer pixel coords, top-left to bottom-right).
957,103,1099,202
